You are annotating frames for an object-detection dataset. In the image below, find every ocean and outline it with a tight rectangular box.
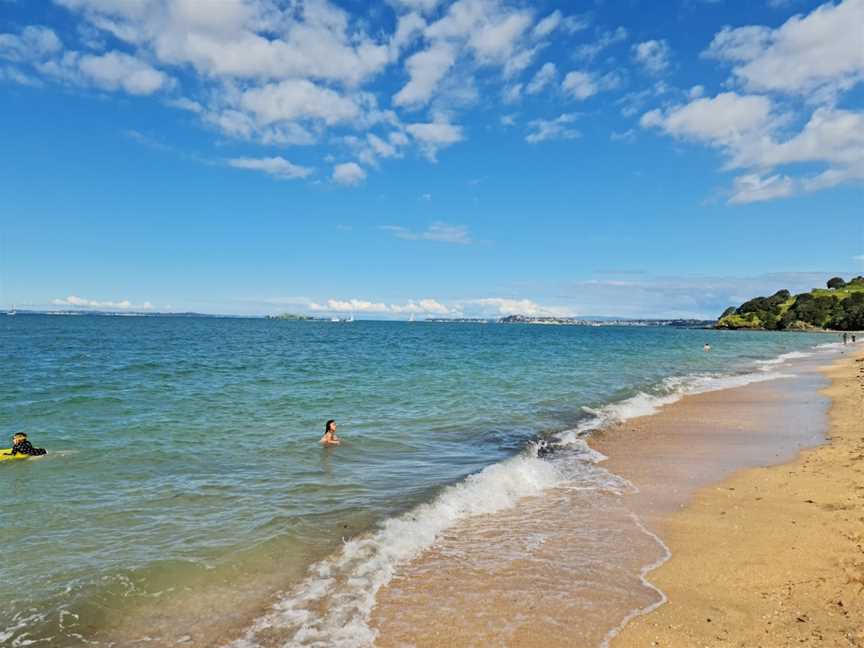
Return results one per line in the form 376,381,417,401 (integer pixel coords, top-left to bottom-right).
0,315,842,647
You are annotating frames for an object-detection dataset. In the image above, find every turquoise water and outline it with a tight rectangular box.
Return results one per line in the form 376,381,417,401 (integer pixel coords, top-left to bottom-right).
0,315,835,646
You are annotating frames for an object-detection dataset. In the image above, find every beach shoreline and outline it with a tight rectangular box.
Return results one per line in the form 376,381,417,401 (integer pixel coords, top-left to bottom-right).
364,346,851,647
611,346,864,647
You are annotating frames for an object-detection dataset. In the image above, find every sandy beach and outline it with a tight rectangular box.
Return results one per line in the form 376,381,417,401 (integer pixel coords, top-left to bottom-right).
613,347,864,647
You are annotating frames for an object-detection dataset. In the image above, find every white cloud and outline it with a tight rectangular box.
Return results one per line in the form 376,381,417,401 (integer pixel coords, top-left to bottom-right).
37,49,172,95
77,50,171,94
466,298,573,317
332,161,366,186
405,119,464,160
0,25,62,62
728,173,795,204
58,0,390,86
393,41,456,107
52,295,153,310
640,92,776,147
0,65,43,86
525,113,581,143
393,0,442,15
610,129,635,142
239,79,362,126
526,62,557,95
703,0,864,101
502,82,522,103
747,107,864,170
573,26,627,61
532,11,561,38
308,297,454,316
562,70,621,101
229,156,313,180
380,221,472,244
643,93,864,200
633,39,671,75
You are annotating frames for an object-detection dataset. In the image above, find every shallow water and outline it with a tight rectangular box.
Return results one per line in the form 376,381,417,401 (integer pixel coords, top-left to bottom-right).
0,315,841,646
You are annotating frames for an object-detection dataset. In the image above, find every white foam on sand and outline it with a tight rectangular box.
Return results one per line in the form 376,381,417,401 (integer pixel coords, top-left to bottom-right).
756,350,814,369
227,452,576,648
556,369,793,447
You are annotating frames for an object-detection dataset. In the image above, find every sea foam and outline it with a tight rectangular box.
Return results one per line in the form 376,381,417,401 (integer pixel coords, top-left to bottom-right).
228,452,565,648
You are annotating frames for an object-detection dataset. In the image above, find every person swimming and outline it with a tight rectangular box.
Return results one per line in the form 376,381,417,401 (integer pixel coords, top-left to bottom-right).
703,343,712,352
6,432,47,456
320,419,341,446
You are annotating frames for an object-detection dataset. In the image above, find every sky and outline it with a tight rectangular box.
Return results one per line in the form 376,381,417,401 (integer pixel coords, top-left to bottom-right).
0,0,862,319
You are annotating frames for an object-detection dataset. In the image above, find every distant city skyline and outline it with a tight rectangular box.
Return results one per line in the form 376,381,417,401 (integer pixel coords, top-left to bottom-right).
1,0,861,319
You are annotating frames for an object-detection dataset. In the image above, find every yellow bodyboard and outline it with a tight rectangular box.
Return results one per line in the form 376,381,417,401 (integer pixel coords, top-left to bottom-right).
0,449,32,462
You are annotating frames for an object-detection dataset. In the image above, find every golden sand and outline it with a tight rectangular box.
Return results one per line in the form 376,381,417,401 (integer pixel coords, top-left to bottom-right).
613,349,864,647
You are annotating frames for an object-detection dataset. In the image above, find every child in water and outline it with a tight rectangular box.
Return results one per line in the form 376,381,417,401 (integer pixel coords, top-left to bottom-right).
7,432,47,456
320,420,341,446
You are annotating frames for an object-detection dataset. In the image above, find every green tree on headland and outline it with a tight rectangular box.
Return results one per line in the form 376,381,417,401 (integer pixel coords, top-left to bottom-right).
717,277,864,331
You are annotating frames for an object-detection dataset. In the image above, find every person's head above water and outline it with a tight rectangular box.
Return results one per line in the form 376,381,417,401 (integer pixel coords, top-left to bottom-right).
325,420,336,434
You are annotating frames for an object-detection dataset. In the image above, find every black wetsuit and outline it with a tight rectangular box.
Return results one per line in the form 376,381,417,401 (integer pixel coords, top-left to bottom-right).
10,440,47,456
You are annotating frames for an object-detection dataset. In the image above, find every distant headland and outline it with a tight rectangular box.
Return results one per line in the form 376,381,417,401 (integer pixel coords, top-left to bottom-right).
716,276,864,331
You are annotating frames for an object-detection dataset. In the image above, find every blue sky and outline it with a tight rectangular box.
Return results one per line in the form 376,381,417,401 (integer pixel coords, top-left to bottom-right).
1,0,862,318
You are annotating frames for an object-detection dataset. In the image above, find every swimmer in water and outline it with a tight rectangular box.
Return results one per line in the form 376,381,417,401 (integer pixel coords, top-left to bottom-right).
6,432,47,456
704,343,711,352
320,419,341,446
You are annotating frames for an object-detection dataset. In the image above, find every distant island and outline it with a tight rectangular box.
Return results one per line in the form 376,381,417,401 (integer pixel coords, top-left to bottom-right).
716,276,864,331
498,316,715,328
5,310,244,318
265,313,327,321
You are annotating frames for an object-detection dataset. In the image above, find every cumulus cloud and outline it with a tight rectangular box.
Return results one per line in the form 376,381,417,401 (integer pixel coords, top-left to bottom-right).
642,92,864,202
52,295,153,310
405,119,464,160
239,79,363,126
229,156,313,180
0,25,62,62
466,298,573,317
632,39,671,75
640,92,776,146
525,113,581,143
393,0,540,109
0,1,634,181
77,50,172,94
703,0,864,101
561,70,621,101
37,49,173,95
332,161,367,186
525,61,557,95
393,41,457,107
380,221,472,244
307,297,454,316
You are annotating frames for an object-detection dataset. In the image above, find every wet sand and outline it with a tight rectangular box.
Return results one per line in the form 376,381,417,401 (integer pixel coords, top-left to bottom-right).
612,348,864,647
369,354,840,647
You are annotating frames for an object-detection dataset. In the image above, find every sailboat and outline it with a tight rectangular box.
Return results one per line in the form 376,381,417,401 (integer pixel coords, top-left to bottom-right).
409,313,415,323
7,303,15,316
